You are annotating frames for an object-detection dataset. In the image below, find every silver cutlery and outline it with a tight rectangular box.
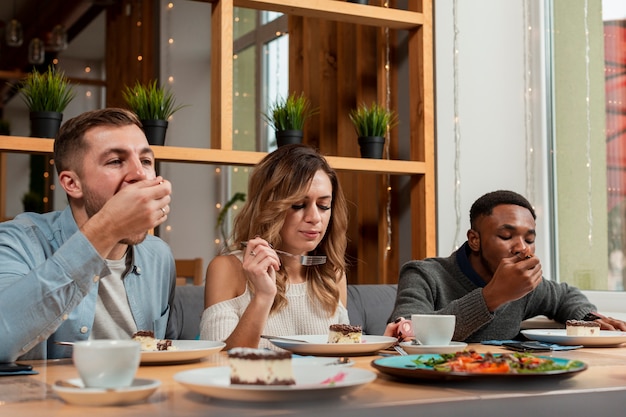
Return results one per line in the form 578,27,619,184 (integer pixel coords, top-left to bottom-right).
54,341,74,347
55,380,116,391
325,357,352,366
260,335,309,343
241,242,326,266
393,345,408,356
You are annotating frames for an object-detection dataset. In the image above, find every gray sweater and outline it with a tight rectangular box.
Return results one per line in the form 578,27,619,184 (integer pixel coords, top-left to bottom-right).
391,243,596,342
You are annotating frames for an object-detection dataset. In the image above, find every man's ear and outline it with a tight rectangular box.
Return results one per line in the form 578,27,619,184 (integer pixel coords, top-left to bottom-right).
58,171,83,199
467,229,480,251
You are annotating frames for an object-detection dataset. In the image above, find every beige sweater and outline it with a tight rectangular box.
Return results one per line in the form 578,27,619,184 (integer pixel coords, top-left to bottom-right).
199,281,349,350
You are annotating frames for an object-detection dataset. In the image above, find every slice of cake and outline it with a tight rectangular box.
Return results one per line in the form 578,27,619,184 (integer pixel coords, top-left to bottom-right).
566,320,600,336
132,330,177,351
228,347,295,385
327,324,362,344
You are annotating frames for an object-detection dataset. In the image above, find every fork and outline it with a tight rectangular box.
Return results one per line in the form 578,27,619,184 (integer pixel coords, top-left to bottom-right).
394,345,409,356
241,242,326,266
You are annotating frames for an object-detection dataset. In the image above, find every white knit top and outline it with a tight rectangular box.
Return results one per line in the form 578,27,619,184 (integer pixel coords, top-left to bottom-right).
199,281,349,350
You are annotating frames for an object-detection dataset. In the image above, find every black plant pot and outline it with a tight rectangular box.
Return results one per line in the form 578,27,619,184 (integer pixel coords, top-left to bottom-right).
276,129,304,147
358,136,385,159
30,111,63,138
141,119,169,146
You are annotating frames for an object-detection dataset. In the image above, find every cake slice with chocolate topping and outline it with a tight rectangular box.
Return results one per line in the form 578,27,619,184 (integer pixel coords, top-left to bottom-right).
327,324,362,343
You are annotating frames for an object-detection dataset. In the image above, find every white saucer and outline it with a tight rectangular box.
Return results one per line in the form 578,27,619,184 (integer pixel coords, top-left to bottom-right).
400,341,468,354
52,378,160,406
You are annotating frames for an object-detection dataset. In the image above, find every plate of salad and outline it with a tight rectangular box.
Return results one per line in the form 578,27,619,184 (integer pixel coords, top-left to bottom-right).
371,350,587,381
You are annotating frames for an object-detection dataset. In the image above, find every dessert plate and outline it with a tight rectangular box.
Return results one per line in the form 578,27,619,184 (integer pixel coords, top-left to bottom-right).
293,356,354,367
521,329,626,347
52,378,160,406
371,354,587,381
174,365,375,402
266,335,397,356
140,340,225,364
399,341,468,355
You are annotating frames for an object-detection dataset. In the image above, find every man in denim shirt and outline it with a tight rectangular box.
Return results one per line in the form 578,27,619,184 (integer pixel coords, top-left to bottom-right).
0,108,175,361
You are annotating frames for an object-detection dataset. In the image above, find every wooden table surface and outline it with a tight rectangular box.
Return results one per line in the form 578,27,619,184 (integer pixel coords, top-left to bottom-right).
2,343,626,417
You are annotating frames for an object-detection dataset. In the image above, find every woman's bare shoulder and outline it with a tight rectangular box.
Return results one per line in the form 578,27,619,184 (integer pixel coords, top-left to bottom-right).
207,253,242,271
204,254,246,306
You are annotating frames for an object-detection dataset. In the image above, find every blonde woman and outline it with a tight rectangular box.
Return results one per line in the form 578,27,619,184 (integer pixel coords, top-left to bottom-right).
200,144,350,349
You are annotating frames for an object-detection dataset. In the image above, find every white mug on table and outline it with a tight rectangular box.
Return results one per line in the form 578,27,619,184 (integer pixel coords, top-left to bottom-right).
411,314,456,345
72,340,141,388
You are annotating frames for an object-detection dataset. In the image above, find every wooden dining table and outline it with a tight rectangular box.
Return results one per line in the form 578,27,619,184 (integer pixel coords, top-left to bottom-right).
2,343,626,417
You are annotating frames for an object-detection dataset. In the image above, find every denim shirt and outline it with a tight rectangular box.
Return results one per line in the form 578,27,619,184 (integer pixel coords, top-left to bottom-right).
0,207,176,361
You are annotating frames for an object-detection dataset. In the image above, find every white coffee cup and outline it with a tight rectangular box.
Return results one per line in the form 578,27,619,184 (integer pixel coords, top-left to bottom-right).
72,340,141,388
411,314,456,346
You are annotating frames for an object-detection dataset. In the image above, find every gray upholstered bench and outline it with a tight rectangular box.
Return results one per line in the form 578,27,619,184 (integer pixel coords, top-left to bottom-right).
169,284,398,340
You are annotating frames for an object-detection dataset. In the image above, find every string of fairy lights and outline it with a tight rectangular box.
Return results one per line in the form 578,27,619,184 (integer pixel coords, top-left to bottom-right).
452,0,462,251
523,0,536,209
383,0,392,257
583,0,594,248
451,0,542,251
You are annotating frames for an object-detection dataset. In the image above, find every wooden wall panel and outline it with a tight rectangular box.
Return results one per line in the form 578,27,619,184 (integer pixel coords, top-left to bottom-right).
105,0,159,108
289,11,401,284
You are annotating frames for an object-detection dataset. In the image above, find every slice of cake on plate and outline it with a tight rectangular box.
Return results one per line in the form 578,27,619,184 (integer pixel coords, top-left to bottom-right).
228,347,295,385
565,320,600,336
327,324,362,344
132,330,177,351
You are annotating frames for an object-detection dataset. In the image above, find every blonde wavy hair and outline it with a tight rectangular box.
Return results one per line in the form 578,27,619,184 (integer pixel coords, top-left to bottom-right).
230,144,348,315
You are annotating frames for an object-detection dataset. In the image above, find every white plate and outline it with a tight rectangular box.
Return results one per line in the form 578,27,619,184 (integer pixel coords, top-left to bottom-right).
266,335,397,356
52,378,160,406
400,341,468,354
293,356,354,367
521,329,626,347
174,365,376,402
140,340,225,364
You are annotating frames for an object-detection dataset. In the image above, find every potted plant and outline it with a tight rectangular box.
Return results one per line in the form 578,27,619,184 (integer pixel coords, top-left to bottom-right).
264,92,318,147
122,80,187,146
349,102,398,159
17,65,75,138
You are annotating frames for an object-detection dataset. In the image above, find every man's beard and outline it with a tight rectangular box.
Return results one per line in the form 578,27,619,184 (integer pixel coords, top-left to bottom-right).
83,186,148,246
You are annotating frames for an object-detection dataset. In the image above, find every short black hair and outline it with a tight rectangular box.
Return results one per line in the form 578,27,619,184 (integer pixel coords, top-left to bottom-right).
469,190,536,229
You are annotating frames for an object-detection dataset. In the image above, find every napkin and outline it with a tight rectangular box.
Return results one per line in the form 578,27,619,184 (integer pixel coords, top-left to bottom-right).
481,339,583,351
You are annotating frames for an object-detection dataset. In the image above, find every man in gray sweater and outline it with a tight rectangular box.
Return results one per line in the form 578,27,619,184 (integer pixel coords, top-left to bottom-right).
391,190,626,343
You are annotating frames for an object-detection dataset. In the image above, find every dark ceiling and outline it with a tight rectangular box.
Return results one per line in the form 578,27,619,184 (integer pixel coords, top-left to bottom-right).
0,0,111,74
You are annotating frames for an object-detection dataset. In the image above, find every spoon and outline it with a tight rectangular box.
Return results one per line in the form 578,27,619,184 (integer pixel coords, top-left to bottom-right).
260,335,309,343
54,341,75,347
54,380,116,392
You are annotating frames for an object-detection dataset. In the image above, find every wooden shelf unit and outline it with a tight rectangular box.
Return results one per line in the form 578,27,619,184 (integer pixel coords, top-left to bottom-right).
0,136,426,175
0,0,435,282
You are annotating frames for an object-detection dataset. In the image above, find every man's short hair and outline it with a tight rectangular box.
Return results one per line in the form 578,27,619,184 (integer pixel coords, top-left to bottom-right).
469,190,536,229
53,108,142,175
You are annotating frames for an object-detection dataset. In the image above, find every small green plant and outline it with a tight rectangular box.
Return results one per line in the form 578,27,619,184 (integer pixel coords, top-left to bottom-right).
349,102,398,137
264,92,318,131
17,66,75,113
216,192,246,246
122,80,187,120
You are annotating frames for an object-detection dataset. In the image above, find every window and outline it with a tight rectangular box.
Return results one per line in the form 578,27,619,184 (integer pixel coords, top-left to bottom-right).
221,8,289,243
604,0,626,291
